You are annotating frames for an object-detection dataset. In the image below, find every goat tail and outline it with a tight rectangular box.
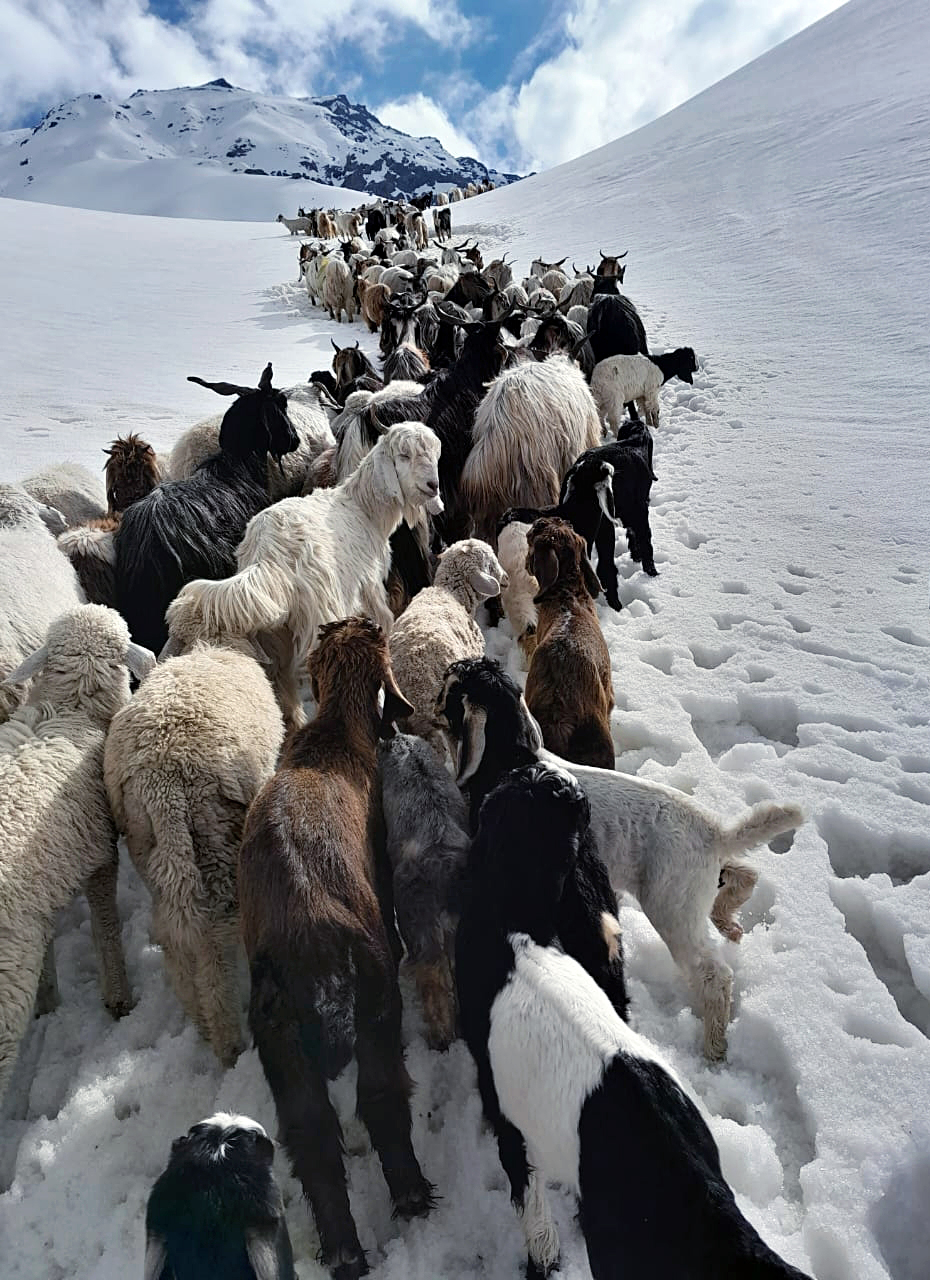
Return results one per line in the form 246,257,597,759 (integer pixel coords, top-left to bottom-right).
178,561,292,639
714,801,804,860
142,778,207,937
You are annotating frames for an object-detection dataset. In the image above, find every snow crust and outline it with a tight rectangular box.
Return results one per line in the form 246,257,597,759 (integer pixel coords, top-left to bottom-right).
1,0,929,1276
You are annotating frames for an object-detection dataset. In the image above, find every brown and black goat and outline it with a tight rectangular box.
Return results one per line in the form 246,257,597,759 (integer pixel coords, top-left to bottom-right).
524,517,616,770
57,433,161,606
239,617,433,1280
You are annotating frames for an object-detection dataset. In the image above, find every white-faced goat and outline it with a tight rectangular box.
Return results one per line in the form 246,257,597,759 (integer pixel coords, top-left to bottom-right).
145,1114,295,1280
239,618,433,1280
455,764,813,1280
379,732,470,1049
591,348,698,430
276,213,311,235
437,657,804,1060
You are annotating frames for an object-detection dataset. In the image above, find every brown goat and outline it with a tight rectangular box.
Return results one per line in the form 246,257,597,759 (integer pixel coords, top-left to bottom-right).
239,617,433,1278
58,433,161,606
524,517,616,769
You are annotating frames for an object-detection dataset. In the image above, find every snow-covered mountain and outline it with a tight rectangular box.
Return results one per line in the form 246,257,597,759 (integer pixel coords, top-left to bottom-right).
1,0,929,1277
0,79,521,216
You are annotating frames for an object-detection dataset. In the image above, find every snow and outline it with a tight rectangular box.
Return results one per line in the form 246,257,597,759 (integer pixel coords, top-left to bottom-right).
2,0,929,1276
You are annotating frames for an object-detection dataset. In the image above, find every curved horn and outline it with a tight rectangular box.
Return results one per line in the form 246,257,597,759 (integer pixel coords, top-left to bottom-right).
331,337,340,353
554,257,567,267
258,363,273,391
599,249,608,258
354,340,360,349
618,250,628,258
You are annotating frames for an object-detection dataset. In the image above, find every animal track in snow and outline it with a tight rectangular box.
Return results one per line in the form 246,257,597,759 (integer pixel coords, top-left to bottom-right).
720,580,750,595
786,564,816,579
816,808,930,885
689,641,736,670
779,579,809,596
713,612,750,632
898,776,930,805
786,614,812,634
882,624,930,648
675,522,709,550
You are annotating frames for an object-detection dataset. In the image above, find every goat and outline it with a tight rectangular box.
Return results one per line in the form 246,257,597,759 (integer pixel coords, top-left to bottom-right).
456,766,812,1280
114,364,298,653
322,256,356,324
331,340,382,404
524,518,615,769
145,1113,295,1280
239,618,433,1278
575,421,658,577
530,256,567,278
432,205,452,242
591,349,698,430
437,658,804,1060
276,214,310,235
595,248,628,282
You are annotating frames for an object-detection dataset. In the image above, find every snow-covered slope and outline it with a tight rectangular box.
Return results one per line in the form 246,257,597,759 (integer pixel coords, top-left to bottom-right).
2,0,929,1277
0,79,521,217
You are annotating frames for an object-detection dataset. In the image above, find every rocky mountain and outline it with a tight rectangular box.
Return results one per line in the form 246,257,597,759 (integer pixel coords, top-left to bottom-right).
0,79,521,212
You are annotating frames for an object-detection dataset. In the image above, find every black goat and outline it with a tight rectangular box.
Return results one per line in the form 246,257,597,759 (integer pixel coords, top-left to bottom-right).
145,1113,295,1280
370,304,515,543
443,270,492,309
575,420,658,576
379,290,425,359
331,340,382,404
499,452,621,610
436,657,628,1016
586,288,648,365
366,207,387,241
114,364,298,653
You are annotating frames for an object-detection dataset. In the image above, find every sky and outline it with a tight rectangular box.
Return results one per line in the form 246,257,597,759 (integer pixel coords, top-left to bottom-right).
0,0,846,174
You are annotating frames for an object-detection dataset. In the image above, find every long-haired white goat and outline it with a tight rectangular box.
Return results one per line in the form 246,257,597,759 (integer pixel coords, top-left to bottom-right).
461,354,603,544
173,423,442,728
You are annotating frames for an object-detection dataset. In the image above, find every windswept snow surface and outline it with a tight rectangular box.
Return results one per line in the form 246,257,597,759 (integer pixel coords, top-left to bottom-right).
2,0,929,1276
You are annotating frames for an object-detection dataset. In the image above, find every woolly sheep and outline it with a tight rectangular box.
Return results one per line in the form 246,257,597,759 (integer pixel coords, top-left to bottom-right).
20,461,106,527
105,592,285,1066
0,484,84,722
167,382,335,499
389,538,506,754
172,422,443,729
590,350,698,431
0,604,154,1102
378,732,470,1049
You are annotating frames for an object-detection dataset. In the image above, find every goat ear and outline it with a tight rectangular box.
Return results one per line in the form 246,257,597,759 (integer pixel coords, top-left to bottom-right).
469,569,502,598
158,635,183,661
580,554,602,600
3,644,48,686
380,667,414,739
38,502,68,537
517,696,544,753
531,545,559,600
143,1232,169,1280
455,697,487,786
126,642,156,681
187,375,254,397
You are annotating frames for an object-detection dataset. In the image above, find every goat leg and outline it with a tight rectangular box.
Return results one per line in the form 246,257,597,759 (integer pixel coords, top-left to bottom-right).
85,850,134,1018
594,516,622,611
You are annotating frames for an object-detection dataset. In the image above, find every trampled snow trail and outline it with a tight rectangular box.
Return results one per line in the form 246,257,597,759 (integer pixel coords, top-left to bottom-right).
2,0,929,1275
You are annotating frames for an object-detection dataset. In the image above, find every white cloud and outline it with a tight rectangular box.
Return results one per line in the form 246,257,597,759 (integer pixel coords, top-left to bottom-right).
375,92,481,159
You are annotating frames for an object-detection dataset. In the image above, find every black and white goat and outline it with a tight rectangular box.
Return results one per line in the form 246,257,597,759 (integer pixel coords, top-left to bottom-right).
591,348,698,430
574,420,658,577
145,1113,295,1280
114,365,298,653
455,766,813,1280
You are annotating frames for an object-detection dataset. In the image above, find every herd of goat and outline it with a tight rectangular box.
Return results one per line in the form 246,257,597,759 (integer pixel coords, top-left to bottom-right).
0,197,811,1280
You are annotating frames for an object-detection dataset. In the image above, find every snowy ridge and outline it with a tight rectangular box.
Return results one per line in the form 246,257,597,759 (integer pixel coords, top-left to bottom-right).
0,80,521,218
1,0,929,1274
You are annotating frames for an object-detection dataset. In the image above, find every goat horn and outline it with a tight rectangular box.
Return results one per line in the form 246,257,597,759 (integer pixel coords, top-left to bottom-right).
354,340,360,349
331,338,340,353
599,249,607,258
619,250,628,258
554,257,567,267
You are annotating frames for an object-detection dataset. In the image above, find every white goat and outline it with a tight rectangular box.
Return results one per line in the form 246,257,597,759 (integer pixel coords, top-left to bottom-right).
172,423,443,729
0,605,154,1102
590,349,698,431
20,462,106,527
276,214,311,236
322,256,355,324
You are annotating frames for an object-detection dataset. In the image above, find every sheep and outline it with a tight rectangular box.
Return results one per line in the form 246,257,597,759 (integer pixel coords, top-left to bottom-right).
435,661,628,1018
171,422,442,730
461,354,603,545
436,657,805,1060
576,420,659,577
388,538,506,754
104,591,284,1067
239,618,434,1277
115,364,300,654
497,452,621,661
276,213,311,235
524,518,615,769
167,382,334,501
591,348,698,430
19,461,106,527
0,604,154,1102
145,1113,295,1280
0,484,84,722
378,732,470,1050
57,433,161,608
322,255,356,324
455,765,812,1280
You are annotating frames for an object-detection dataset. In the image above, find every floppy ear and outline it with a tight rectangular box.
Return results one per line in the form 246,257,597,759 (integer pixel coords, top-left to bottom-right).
380,665,414,739
37,502,68,537
469,568,502,598
455,696,487,786
143,1232,169,1280
126,642,156,681
517,696,544,753
379,435,407,507
580,554,602,600
3,645,48,686
158,636,183,661
531,544,559,600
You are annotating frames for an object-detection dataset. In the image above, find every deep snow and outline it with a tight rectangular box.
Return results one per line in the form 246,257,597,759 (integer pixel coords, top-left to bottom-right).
2,0,929,1276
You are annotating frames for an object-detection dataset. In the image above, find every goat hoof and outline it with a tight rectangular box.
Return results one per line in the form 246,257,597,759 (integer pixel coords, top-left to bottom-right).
645,565,659,577
606,594,622,612
331,1254,369,1280
107,995,136,1020
392,1176,436,1220
526,1255,561,1279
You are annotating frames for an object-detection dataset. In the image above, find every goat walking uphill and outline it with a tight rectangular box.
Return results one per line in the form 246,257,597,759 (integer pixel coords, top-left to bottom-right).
239,619,433,1280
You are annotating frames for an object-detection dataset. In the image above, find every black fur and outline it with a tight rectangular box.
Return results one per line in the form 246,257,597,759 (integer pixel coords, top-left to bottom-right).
114,365,298,653
436,657,627,1019
585,292,649,367
383,344,429,385
576,425,658,576
145,1117,295,1280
